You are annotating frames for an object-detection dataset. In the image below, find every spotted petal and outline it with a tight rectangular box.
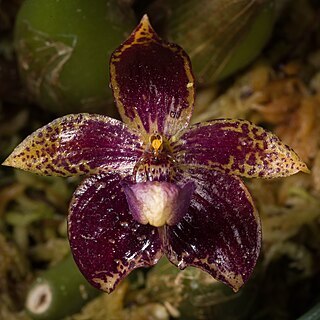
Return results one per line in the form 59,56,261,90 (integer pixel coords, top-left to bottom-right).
110,15,195,138
165,169,261,292
3,114,143,177
68,172,162,293
172,119,309,178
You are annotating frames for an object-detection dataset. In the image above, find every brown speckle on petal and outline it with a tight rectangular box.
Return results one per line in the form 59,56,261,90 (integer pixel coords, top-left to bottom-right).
3,114,143,177
110,15,195,138
172,119,309,179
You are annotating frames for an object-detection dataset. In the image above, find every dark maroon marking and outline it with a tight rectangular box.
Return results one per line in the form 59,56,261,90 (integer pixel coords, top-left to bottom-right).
165,168,261,290
133,150,176,183
111,26,193,136
15,114,144,177
68,172,163,293
173,119,296,178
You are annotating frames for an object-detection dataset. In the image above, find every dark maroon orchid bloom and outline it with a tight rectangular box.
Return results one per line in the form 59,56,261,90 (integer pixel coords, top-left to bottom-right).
3,16,308,293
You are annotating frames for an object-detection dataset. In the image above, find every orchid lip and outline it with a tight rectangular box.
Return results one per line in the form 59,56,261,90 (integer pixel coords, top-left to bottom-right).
122,181,195,227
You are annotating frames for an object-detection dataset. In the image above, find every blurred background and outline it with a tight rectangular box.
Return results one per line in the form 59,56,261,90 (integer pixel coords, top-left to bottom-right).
1,0,320,319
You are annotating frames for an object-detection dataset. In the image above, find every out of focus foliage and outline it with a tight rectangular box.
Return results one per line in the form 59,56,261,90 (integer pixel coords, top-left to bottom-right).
1,0,320,319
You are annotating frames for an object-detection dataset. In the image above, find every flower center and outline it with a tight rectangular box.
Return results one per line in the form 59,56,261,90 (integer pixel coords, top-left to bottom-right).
133,133,176,183
150,134,163,156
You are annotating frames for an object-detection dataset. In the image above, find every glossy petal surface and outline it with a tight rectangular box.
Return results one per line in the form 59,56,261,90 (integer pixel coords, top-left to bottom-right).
110,15,194,138
68,173,162,293
172,119,309,178
165,169,261,291
3,114,143,177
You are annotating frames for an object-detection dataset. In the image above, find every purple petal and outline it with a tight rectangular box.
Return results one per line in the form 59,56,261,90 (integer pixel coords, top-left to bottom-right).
3,114,143,177
110,15,195,138
122,181,195,227
68,173,162,293
164,168,261,292
172,119,309,178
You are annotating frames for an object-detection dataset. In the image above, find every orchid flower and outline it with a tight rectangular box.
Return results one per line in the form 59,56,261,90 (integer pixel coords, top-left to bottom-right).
3,16,308,294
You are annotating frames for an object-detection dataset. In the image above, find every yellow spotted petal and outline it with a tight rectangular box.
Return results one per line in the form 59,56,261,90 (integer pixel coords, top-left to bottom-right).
172,119,309,178
3,114,143,177
110,15,195,139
